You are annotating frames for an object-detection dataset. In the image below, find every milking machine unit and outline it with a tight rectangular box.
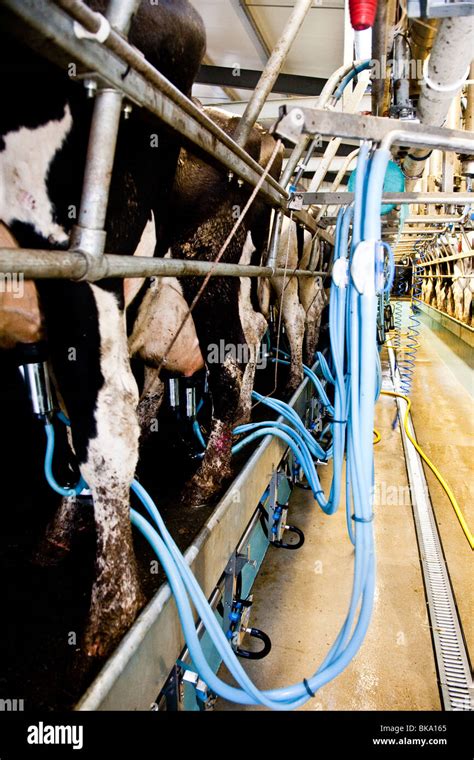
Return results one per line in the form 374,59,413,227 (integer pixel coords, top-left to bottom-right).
16,342,54,420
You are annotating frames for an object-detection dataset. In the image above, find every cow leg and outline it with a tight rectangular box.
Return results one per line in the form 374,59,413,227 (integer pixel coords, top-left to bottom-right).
33,496,92,565
80,286,143,658
303,289,326,366
237,274,268,421
137,365,164,443
271,221,305,391
453,283,463,321
177,273,245,507
184,355,242,508
279,287,305,391
464,286,472,325
40,281,143,660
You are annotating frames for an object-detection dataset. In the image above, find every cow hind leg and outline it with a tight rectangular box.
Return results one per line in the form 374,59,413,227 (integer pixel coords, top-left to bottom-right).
137,365,164,444
33,496,93,566
80,286,144,660
237,275,268,421
281,291,305,392
42,282,144,662
183,354,242,508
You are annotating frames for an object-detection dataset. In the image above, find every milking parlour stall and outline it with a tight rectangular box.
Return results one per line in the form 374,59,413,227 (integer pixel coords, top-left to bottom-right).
0,0,472,753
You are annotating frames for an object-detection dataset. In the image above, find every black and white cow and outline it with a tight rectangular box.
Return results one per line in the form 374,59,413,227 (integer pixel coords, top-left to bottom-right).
125,107,282,508
0,0,206,660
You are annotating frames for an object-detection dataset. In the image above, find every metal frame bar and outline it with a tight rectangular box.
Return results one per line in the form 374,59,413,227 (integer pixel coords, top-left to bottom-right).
413,251,474,266
233,0,313,147
298,192,474,206
417,274,474,278
0,248,326,281
1,0,317,236
274,107,474,153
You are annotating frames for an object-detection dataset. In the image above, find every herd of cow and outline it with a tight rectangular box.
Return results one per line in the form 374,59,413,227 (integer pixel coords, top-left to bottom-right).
0,0,328,664
420,248,473,326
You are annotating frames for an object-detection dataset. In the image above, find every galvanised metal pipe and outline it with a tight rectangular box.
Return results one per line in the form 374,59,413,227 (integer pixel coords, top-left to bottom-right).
370,0,397,116
70,0,141,256
233,0,313,148
72,89,123,252
17,0,286,204
5,0,324,244
0,249,326,282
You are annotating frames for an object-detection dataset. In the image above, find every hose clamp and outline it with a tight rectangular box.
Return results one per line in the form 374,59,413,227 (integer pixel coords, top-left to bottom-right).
351,240,376,295
332,257,349,288
74,13,111,43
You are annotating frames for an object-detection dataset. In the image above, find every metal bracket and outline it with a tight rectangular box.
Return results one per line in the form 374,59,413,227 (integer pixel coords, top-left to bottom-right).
222,549,255,636
288,193,304,211
273,106,474,154
153,665,183,712
181,670,216,711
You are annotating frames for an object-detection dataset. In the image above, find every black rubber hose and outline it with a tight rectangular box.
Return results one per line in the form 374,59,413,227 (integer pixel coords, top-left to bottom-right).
236,628,272,660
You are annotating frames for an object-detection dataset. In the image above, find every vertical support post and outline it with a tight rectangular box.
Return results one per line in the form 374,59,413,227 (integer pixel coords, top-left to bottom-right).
233,0,313,148
70,0,141,256
266,208,284,269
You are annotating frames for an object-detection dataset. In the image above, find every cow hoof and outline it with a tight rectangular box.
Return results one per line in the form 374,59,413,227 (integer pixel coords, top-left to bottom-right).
180,474,220,509
180,485,211,509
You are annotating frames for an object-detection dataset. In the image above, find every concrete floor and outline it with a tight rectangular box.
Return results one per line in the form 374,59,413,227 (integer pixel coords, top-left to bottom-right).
407,316,474,658
216,311,473,712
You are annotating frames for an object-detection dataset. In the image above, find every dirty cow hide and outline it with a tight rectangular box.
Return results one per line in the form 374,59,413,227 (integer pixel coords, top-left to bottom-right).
0,0,205,662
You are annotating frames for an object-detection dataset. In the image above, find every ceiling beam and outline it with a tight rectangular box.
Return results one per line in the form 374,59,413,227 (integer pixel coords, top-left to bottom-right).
197,64,326,96
202,55,240,102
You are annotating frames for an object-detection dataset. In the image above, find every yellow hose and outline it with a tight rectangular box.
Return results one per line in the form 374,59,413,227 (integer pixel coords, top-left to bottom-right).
380,390,474,550
373,428,381,445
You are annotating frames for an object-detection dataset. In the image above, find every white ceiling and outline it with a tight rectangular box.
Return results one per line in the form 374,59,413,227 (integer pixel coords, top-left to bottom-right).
192,0,346,106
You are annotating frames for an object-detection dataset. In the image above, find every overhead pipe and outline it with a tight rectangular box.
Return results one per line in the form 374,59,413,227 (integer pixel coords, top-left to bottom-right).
233,0,313,148
403,15,474,188
392,33,413,118
408,17,439,99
